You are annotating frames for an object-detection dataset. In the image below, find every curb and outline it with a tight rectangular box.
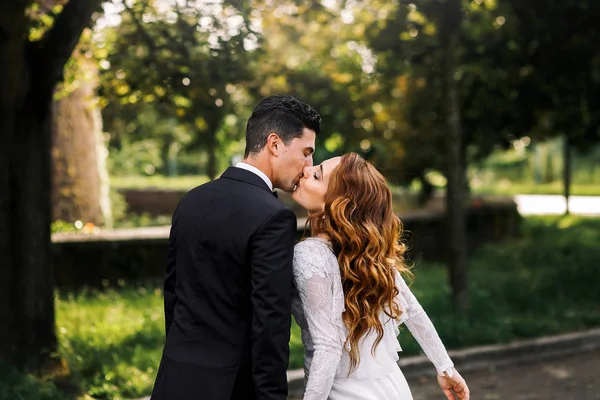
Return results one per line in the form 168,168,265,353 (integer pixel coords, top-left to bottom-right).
288,327,600,397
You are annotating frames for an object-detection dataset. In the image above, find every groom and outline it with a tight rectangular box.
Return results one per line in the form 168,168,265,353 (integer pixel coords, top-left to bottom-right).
150,95,321,400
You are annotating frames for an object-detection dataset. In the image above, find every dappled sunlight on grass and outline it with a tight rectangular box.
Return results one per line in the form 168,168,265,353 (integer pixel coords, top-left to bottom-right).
56,286,165,399
557,216,580,229
54,285,307,398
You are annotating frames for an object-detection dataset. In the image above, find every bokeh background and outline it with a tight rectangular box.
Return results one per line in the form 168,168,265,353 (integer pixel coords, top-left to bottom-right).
1,0,599,399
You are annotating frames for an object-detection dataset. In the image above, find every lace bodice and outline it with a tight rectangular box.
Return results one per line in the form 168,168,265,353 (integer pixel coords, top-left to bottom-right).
291,238,454,400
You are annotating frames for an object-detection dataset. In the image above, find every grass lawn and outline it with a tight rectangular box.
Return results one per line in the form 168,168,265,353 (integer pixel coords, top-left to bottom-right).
3,216,600,399
472,181,600,196
110,175,209,191
109,174,600,197
0,287,165,400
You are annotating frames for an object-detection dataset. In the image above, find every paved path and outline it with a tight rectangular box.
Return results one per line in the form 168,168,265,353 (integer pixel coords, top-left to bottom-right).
515,194,600,216
137,351,600,400
408,349,600,400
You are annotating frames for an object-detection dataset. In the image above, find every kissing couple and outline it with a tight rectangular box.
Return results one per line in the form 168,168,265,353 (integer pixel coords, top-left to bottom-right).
150,95,470,400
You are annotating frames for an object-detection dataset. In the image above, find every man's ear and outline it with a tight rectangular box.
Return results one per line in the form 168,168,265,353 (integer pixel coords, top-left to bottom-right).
266,133,281,156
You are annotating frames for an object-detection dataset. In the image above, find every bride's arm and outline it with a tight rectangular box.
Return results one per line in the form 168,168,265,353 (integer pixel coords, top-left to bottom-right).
395,273,455,376
294,245,344,400
397,276,470,399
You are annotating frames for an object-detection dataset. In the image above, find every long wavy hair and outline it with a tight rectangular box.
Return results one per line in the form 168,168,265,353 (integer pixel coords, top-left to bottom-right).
308,152,411,373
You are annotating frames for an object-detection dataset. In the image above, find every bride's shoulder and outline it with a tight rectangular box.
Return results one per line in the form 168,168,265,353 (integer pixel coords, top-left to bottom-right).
294,237,333,255
293,237,337,277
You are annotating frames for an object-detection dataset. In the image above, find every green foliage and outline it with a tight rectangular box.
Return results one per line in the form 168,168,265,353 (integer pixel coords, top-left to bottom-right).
26,1,63,42
362,0,525,184
112,213,172,229
109,188,128,224
27,0,99,101
51,220,80,234
470,140,600,193
98,0,256,179
90,0,600,179
399,216,600,354
236,1,376,161
107,136,167,177
97,0,599,188
505,0,600,150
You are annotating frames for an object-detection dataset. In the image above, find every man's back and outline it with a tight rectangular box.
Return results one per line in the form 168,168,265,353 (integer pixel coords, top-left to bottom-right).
152,167,297,400
150,93,320,400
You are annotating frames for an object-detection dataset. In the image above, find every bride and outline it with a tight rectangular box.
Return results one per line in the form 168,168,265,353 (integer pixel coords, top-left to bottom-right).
290,152,470,400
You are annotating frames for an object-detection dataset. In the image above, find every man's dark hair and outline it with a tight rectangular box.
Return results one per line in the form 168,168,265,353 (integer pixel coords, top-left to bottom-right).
244,95,321,157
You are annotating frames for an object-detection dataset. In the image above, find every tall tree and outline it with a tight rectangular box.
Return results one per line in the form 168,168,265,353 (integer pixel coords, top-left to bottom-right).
253,0,397,164
366,0,535,191
99,0,255,180
366,0,472,310
52,52,110,226
0,0,101,372
439,0,469,311
506,0,600,213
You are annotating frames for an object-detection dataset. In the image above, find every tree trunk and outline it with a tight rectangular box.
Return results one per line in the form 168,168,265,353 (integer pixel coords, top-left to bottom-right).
0,0,28,370
563,135,572,216
417,171,434,206
533,143,543,183
0,0,101,373
441,0,469,312
544,148,554,183
10,95,59,372
461,141,470,194
51,59,107,226
207,132,217,180
161,139,179,177
206,117,220,181
0,11,58,369
161,140,170,176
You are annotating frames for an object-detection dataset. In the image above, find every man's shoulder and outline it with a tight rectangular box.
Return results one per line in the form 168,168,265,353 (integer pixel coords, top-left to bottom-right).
187,178,219,194
180,177,287,212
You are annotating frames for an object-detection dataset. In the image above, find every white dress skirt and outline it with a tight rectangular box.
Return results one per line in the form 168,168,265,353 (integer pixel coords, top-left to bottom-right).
328,368,413,399
304,357,414,400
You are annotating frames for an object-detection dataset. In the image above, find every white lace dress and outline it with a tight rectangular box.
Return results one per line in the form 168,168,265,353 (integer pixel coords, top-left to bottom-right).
291,238,455,400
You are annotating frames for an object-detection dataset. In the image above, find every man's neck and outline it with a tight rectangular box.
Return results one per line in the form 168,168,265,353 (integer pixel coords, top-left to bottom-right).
241,156,275,184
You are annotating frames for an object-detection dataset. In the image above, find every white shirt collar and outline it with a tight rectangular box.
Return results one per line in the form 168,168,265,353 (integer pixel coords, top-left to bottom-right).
235,162,273,191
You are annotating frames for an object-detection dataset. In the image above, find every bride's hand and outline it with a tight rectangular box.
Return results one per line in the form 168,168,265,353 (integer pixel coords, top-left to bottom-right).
437,368,469,400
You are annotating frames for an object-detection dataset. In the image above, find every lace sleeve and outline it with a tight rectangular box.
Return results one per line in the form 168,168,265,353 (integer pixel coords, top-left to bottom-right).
294,241,344,400
396,273,455,376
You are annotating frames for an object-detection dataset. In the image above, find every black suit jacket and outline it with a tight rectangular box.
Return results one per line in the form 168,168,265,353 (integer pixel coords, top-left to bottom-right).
151,167,297,400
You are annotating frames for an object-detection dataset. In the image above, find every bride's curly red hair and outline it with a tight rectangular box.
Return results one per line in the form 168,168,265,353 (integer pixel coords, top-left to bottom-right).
308,152,411,373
